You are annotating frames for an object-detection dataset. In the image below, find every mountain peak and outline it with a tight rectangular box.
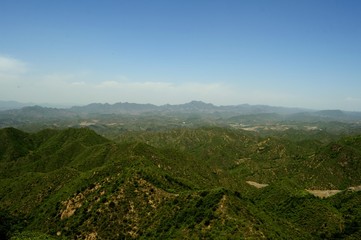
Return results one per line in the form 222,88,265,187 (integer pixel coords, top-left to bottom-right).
186,100,214,106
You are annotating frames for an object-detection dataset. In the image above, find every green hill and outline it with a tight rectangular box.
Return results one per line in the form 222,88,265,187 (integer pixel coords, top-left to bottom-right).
1,127,361,239
0,128,34,162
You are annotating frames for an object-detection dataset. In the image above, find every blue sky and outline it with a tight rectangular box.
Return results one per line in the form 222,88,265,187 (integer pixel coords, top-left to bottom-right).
1,0,361,110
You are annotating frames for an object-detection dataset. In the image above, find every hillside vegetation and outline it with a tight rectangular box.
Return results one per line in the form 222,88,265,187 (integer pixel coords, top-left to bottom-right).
1,127,361,239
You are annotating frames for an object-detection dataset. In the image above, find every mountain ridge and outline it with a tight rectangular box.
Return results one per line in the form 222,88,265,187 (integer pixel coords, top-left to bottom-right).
0,100,318,113
2,99,361,116
1,101,360,128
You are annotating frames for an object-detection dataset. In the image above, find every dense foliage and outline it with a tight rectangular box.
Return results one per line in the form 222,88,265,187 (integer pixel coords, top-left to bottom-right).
1,125,361,239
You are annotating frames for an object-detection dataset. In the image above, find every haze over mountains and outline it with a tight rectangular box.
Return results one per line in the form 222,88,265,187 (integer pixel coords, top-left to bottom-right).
1,100,361,125
0,100,307,112
1,100,361,116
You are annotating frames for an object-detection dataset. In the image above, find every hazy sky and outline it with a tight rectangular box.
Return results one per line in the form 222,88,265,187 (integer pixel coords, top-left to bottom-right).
1,0,361,110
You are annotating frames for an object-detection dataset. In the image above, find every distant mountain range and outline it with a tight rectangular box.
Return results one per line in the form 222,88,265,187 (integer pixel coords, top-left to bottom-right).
1,100,361,123
0,100,309,113
69,100,310,115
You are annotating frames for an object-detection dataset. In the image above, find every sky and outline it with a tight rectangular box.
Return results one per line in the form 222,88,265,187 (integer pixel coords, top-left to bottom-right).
0,0,361,111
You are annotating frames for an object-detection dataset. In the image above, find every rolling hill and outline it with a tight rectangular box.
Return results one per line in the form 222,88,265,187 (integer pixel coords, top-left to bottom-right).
1,127,361,239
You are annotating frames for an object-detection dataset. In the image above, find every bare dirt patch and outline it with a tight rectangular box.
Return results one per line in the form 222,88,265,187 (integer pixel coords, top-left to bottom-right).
306,184,361,198
306,189,342,198
348,185,361,192
246,181,269,189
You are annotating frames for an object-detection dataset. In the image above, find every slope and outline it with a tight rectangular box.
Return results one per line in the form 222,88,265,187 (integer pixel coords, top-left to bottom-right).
1,127,361,239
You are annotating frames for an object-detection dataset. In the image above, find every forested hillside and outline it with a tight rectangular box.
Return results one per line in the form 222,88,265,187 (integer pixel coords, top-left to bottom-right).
1,126,361,239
